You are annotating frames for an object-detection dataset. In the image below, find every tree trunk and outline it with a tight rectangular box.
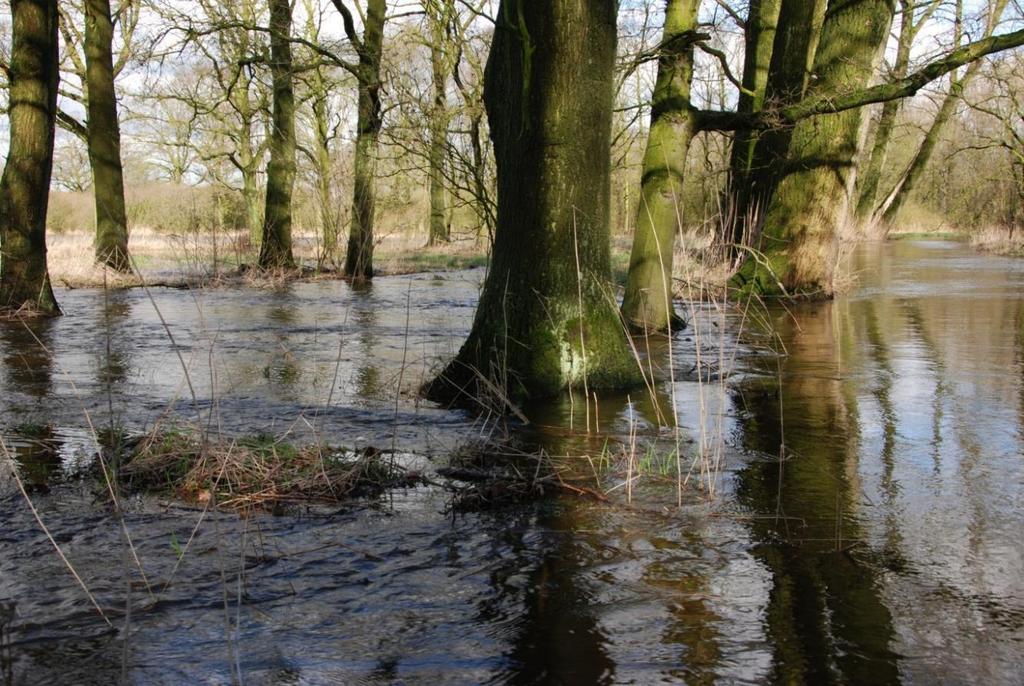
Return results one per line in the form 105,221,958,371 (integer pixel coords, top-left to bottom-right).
725,0,781,244
427,6,450,245
874,0,1003,226
854,0,918,221
343,0,385,281
425,0,641,403
620,0,700,332
242,167,262,246
314,94,337,260
0,0,60,316
258,0,296,270
732,0,826,246
84,0,130,272
876,64,978,225
733,0,894,297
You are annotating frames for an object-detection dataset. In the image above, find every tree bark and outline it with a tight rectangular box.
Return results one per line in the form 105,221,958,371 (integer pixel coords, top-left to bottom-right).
258,0,297,270
0,0,60,315
725,0,782,244
732,0,826,246
732,0,895,297
343,0,385,280
425,0,641,403
620,0,701,333
84,0,131,272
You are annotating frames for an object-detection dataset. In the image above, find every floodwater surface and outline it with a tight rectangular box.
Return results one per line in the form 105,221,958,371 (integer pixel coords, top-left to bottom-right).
1,241,1022,684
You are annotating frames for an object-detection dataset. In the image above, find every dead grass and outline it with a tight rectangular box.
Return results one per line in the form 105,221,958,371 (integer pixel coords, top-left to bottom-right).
46,227,492,288
120,429,422,511
969,225,1024,256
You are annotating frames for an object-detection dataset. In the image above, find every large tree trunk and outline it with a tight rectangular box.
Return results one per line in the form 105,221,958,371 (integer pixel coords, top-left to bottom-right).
258,0,296,269
725,0,782,244
620,0,700,332
0,0,60,316
343,0,385,281
732,0,826,247
425,0,641,403
84,0,131,273
733,0,894,297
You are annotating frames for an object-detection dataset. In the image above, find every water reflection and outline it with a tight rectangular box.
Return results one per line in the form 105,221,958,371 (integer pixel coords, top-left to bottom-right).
483,506,616,685
0,318,55,403
736,300,900,684
94,291,133,388
733,241,1024,683
265,287,301,399
0,241,1022,683
352,281,384,402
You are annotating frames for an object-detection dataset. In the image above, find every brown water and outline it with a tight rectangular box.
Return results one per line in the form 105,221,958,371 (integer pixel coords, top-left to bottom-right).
1,241,1022,684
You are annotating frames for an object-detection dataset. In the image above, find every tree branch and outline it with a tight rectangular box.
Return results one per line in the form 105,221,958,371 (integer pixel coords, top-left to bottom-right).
697,27,1024,132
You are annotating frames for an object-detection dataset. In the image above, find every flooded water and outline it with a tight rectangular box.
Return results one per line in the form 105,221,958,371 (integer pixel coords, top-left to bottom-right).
1,241,1022,684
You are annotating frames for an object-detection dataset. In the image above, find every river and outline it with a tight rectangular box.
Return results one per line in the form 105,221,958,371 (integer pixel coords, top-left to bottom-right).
1,240,1021,684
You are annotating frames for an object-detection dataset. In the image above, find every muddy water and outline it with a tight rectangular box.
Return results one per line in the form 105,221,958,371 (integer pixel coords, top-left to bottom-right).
1,241,1022,684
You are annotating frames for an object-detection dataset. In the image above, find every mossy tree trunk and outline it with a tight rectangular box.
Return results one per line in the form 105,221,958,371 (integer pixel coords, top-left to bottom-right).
725,0,781,244
339,0,385,281
732,0,894,297
732,0,826,247
620,0,701,333
84,0,130,273
257,0,297,270
0,0,60,315
425,0,641,402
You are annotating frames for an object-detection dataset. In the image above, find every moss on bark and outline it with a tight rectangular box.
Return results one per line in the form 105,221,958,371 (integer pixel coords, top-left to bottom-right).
258,0,297,270
620,0,700,333
733,0,894,297
426,0,641,403
85,0,131,273
343,0,385,281
0,0,60,316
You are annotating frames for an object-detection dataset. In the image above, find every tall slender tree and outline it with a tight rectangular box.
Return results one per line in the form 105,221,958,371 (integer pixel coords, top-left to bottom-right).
425,0,453,245
620,0,701,332
730,0,826,246
332,0,385,281
257,0,296,269
725,0,782,243
854,0,941,221
84,0,131,272
426,0,640,402
0,0,60,315
874,0,1007,226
